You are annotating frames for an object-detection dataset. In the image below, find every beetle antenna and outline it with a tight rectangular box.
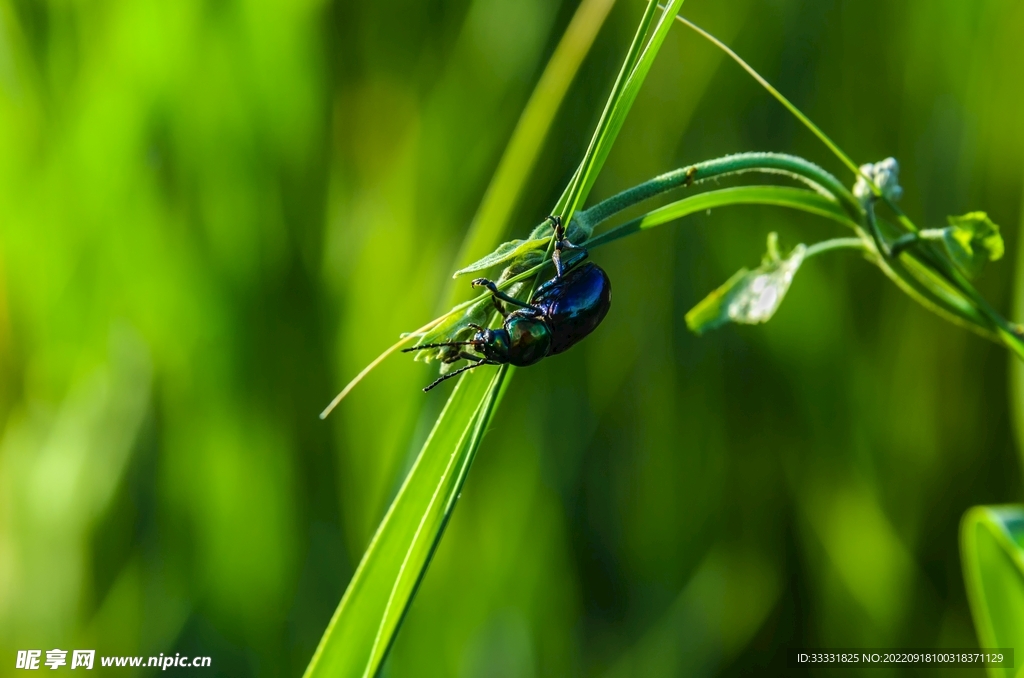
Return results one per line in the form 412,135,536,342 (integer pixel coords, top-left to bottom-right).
401,341,477,353
422,361,490,392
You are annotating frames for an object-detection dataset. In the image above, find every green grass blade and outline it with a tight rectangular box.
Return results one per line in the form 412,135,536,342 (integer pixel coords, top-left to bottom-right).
553,0,659,218
307,2,695,671
307,2,619,674
450,0,617,284
563,0,687,221
960,505,1024,675
304,366,507,678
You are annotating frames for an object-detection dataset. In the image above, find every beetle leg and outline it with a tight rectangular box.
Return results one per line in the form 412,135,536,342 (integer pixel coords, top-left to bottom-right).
548,215,586,278
549,214,566,241
471,278,542,313
552,246,567,278
490,295,507,318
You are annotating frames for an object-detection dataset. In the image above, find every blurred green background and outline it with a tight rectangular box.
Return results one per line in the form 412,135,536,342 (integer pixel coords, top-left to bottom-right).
2,0,1024,675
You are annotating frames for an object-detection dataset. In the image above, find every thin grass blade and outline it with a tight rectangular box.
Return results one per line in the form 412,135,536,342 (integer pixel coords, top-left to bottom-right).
553,0,660,218
304,367,507,678
563,0,688,221
450,0,617,289
307,2,618,674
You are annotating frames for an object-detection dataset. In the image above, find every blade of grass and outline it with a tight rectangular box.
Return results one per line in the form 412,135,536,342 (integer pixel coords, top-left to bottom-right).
310,1,694,668
322,0,617,416
364,365,508,672
553,0,660,218
309,2,619,675
449,0,617,289
960,505,1024,676
562,0,687,222
305,367,507,678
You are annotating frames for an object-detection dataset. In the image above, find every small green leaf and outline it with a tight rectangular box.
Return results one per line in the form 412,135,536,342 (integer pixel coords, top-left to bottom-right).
684,268,751,334
685,233,806,334
942,211,1004,278
498,249,546,283
960,505,1024,675
454,215,594,280
451,235,549,278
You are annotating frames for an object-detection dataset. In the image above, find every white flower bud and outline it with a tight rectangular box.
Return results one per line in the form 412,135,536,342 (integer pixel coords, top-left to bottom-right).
853,157,903,204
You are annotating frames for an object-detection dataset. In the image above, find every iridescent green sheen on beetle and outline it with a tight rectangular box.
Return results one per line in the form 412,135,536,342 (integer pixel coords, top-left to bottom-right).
404,216,612,391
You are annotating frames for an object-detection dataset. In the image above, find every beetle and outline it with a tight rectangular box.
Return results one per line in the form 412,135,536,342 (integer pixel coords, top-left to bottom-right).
404,215,612,391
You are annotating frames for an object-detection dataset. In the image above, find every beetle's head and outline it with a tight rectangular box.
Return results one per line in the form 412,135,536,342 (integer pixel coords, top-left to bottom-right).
473,327,510,362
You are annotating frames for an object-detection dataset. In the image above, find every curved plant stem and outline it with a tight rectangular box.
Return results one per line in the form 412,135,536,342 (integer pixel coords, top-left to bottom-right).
441,179,1015,358
438,184,999,347
586,185,855,250
804,237,866,259
881,256,996,338
577,152,862,229
583,187,998,338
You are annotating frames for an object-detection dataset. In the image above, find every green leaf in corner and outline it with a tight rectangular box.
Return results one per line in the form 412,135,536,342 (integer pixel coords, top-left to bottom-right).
941,211,1004,278
960,505,1024,674
685,233,806,334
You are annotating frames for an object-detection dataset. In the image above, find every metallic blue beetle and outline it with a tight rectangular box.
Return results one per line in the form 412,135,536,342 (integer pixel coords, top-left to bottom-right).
406,216,612,391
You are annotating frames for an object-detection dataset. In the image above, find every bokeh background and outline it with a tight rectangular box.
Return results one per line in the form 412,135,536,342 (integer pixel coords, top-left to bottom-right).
2,0,1024,675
